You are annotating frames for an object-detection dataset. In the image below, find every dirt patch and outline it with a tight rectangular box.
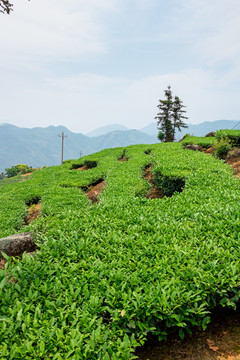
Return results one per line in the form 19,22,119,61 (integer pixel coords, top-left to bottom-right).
77,165,91,171
118,155,128,162
21,172,33,177
136,306,240,360
86,181,106,203
225,157,240,178
0,258,6,269
144,165,164,199
81,179,106,203
24,203,41,225
118,150,128,162
204,147,215,154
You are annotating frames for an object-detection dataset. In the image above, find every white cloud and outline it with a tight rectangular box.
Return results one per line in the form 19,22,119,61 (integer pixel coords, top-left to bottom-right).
174,0,240,66
1,0,240,134
0,0,118,61
1,67,239,134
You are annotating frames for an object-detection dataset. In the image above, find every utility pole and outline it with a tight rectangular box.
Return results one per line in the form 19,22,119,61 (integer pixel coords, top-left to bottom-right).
58,131,67,165
79,151,83,158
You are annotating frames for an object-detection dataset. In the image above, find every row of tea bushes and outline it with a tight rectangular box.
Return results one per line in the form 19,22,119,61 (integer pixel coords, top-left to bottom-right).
0,143,240,359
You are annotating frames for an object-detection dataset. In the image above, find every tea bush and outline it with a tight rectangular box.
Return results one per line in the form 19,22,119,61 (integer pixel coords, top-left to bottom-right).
216,129,240,145
181,136,217,148
0,143,240,359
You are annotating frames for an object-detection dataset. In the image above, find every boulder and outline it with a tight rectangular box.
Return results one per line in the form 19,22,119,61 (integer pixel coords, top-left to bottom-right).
0,232,37,259
183,144,203,151
205,131,216,137
226,148,240,159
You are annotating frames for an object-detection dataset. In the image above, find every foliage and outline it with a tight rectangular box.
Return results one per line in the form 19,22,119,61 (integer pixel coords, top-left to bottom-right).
0,0,12,14
213,137,233,159
181,136,217,149
0,175,24,188
84,160,98,169
5,164,33,178
144,148,151,155
157,131,165,142
155,86,188,142
215,130,240,146
172,96,188,132
71,160,98,170
0,144,240,358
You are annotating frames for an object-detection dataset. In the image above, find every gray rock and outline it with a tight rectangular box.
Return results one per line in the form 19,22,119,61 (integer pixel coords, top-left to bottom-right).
183,144,203,151
205,131,216,137
0,232,37,259
226,148,240,158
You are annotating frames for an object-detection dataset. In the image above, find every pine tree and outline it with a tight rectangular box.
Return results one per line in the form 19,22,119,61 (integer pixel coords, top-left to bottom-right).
155,86,175,142
155,86,188,142
0,0,13,14
172,96,188,140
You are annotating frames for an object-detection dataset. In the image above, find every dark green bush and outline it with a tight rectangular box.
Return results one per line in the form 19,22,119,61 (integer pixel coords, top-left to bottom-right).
144,148,151,155
213,138,233,159
70,163,84,169
83,160,97,168
154,172,185,196
215,130,240,145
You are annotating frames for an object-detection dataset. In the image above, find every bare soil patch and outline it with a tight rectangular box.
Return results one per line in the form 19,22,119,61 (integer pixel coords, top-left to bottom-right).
225,157,240,178
21,172,33,177
0,258,6,269
83,180,106,203
77,165,91,171
24,203,42,225
136,306,240,360
144,166,164,199
118,155,128,162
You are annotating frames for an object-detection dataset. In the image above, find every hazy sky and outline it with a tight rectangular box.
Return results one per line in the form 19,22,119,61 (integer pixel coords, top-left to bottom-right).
1,0,240,133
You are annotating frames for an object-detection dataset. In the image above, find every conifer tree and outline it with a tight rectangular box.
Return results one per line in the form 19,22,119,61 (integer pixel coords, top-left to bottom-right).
172,96,188,139
155,86,175,142
0,0,30,14
0,0,13,14
155,86,188,142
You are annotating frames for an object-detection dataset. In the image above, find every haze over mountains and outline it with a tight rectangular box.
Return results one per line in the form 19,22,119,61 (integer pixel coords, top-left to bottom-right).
1,120,239,173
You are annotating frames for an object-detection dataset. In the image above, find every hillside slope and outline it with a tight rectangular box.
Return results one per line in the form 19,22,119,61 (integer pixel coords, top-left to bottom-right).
0,143,240,359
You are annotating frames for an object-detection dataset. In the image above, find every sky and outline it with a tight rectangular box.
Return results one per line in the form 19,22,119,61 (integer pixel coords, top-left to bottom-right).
1,0,240,134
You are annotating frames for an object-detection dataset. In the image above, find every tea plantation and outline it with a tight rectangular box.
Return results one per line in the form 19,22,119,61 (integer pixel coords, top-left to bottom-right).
0,142,240,359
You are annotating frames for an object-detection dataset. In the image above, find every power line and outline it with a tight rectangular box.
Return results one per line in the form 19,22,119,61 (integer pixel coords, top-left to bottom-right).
232,121,240,130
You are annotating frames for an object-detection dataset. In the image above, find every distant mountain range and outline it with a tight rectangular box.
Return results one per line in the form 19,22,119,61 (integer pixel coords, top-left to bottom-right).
85,120,240,139
1,120,239,173
140,120,240,138
0,124,156,173
86,124,129,137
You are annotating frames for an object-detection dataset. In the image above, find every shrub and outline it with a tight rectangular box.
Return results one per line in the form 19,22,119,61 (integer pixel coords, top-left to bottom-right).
215,130,240,145
181,136,217,149
144,148,151,155
83,160,97,168
213,138,233,159
5,164,32,178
